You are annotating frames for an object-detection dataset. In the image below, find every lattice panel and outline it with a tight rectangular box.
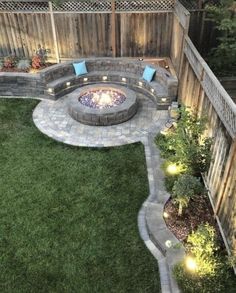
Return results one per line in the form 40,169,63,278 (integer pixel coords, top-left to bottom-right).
0,1,49,11
202,72,236,139
52,1,112,12
115,0,175,12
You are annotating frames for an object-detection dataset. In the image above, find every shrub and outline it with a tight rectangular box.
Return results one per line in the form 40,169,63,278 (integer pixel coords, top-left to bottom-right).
31,55,44,69
4,55,17,68
173,224,236,292
155,106,212,176
17,59,31,70
172,174,204,216
155,133,175,159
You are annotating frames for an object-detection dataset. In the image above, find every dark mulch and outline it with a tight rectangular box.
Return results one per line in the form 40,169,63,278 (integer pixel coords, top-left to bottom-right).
164,195,221,242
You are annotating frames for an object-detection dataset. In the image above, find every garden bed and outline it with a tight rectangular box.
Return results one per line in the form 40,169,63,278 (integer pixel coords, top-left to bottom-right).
164,195,219,242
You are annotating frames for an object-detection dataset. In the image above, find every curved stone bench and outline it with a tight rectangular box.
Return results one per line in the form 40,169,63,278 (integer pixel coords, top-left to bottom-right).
40,58,178,109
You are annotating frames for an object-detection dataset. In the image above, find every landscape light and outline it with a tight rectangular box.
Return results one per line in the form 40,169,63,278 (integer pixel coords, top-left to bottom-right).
151,88,155,93
66,82,71,86
185,256,197,272
48,88,53,93
165,240,172,248
166,164,178,175
163,212,169,218
138,81,143,86
83,77,88,82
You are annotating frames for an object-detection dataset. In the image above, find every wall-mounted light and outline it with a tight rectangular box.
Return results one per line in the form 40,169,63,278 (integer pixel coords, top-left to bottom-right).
161,98,167,102
83,77,88,82
138,81,143,86
151,88,155,93
138,58,143,61
122,77,126,82
165,65,169,69
103,76,108,81
48,88,53,93
66,82,71,87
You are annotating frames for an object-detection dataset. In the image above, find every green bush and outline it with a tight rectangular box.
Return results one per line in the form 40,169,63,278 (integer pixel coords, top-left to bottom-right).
155,106,212,176
172,174,204,216
173,223,236,292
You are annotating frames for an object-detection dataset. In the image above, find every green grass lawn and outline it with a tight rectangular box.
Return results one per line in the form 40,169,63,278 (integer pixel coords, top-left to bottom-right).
0,99,160,293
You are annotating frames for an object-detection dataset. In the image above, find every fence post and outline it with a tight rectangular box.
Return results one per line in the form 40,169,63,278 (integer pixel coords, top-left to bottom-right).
111,0,116,57
49,1,60,63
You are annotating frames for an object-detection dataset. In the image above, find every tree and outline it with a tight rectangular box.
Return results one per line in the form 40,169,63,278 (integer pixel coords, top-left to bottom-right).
172,174,203,216
207,0,236,75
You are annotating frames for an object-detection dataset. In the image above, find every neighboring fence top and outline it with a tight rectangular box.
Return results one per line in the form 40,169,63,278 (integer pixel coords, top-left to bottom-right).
184,36,236,139
0,0,175,12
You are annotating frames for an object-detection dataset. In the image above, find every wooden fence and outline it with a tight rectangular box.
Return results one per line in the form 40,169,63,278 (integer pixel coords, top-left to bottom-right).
172,3,236,257
0,0,175,61
0,0,235,258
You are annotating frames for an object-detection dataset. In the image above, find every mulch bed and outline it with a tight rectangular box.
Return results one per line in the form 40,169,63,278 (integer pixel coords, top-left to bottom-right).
0,63,55,73
164,195,221,242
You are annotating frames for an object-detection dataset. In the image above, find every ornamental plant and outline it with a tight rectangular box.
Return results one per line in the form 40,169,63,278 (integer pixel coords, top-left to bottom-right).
173,223,236,292
172,174,204,216
156,106,212,176
4,55,17,68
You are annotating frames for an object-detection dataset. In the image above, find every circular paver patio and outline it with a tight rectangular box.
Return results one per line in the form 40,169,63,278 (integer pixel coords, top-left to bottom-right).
33,93,168,147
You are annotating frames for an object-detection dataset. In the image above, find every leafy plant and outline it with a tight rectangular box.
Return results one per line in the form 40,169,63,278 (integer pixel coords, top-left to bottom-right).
172,174,204,216
206,0,236,76
156,106,212,176
173,223,236,292
31,44,47,69
4,55,17,68
17,59,31,70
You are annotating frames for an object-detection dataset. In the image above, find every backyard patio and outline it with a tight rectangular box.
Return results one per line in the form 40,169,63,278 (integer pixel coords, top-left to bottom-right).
0,1,235,292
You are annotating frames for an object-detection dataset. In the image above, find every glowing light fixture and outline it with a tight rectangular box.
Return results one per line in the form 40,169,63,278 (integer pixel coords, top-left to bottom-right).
138,58,143,61
151,88,155,93
165,65,169,69
66,81,71,87
161,98,167,102
138,81,143,86
163,212,169,218
102,76,108,81
48,88,53,93
122,77,126,82
165,240,172,248
167,164,178,175
83,77,88,82
186,256,197,271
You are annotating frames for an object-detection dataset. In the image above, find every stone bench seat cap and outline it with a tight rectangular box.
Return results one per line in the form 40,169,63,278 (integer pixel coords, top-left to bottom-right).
47,71,167,90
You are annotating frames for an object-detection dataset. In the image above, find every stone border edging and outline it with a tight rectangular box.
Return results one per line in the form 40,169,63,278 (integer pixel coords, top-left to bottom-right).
137,135,185,293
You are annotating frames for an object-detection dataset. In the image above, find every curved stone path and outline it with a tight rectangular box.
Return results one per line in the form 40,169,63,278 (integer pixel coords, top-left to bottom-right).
2,94,184,292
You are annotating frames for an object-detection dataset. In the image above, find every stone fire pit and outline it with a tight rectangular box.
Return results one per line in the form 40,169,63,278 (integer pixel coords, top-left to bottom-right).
67,84,138,126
